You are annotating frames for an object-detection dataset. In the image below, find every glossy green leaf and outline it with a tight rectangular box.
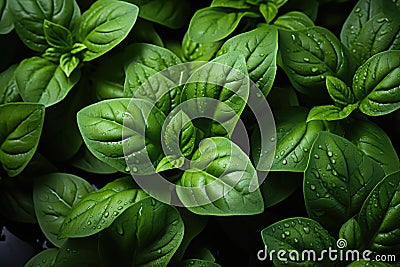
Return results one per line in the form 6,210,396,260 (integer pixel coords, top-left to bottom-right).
218,26,278,96
341,0,400,65
71,145,118,174
307,104,358,122
181,52,249,136
188,7,259,43
279,26,351,97
77,98,165,173
344,119,400,175
326,75,355,107
339,217,363,250
33,173,93,247
98,198,184,267
177,137,263,215
59,177,148,238
211,0,251,9
0,0,13,35
53,236,101,267
259,2,278,23
0,64,19,104
304,132,385,231
352,50,400,116
156,155,184,173
253,107,326,172
24,248,58,267
0,103,44,177
358,171,400,253
261,217,336,266
125,0,190,29
60,53,80,78
9,0,80,52
163,110,197,158
182,32,222,62
123,43,182,115
273,11,314,31
15,57,80,107
77,0,139,61
43,20,73,49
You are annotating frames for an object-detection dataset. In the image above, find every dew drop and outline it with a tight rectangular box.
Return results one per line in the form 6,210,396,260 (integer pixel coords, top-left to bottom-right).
284,231,290,236
157,249,162,254
303,57,310,62
270,137,276,142
331,159,336,164
281,233,286,239
311,67,318,73
294,238,299,243
327,151,333,157
303,147,308,152
318,145,323,149
282,159,287,165
303,227,310,234
125,166,130,172
259,53,265,57
310,184,316,191
87,221,91,225
355,7,361,12
113,211,119,216
132,167,138,173
314,154,319,159
118,206,123,210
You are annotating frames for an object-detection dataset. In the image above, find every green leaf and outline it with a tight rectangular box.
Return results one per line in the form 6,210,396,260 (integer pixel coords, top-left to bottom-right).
181,52,249,136
211,0,251,9
218,26,278,96
98,198,184,267
71,145,118,174
0,103,44,177
9,0,80,52
177,137,264,215
340,0,400,65
279,26,351,97
182,32,222,62
163,110,197,158
0,64,19,104
261,217,336,266
43,20,73,49
273,11,314,31
352,50,400,116
59,177,148,238
304,132,385,231
339,217,363,250
188,7,259,43
123,43,182,115
53,236,101,267
77,0,139,61
0,0,13,35
326,75,356,107
259,2,278,23
33,173,93,247
156,155,185,173
15,57,80,107
343,119,400,175
307,103,358,122
77,98,165,174
59,53,80,77
358,171,400,253
253,107,326,172
24,248,58,267
125,0,190,29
